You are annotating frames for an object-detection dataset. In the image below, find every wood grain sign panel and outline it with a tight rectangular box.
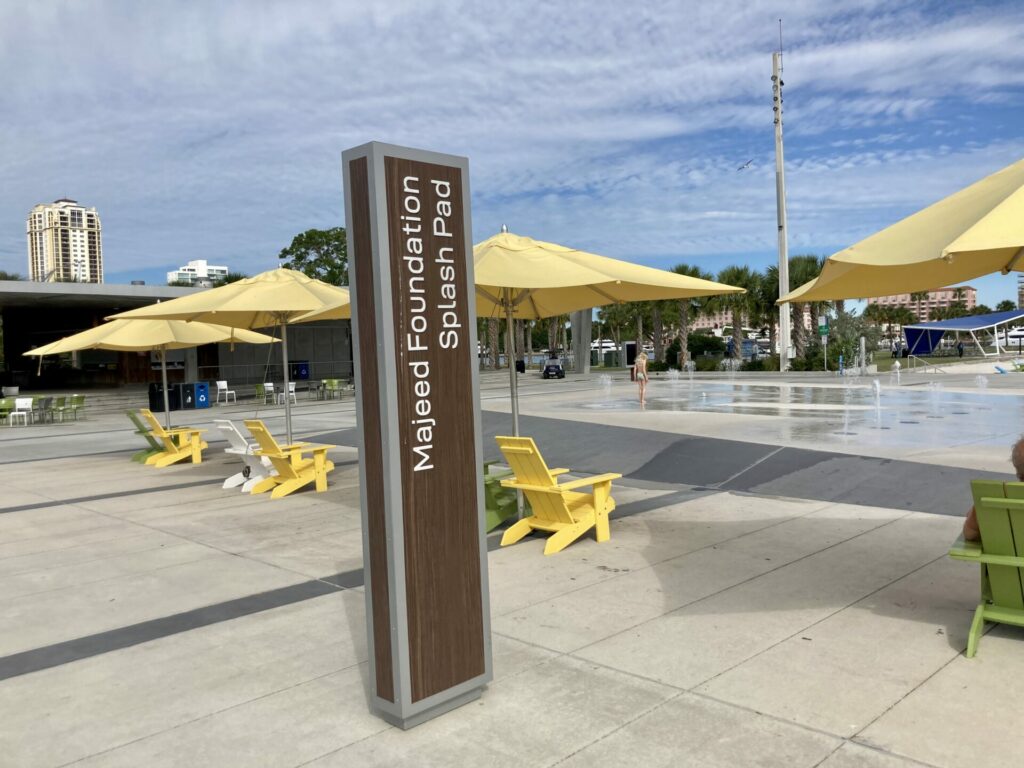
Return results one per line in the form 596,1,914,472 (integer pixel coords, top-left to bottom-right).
343,142,490,729
347,156,394,703
383,157,485,702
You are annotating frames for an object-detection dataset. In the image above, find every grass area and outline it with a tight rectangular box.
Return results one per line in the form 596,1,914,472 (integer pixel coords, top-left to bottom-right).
873,355,978,372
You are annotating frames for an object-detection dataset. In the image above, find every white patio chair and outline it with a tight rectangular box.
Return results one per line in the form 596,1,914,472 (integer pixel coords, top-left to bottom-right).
10,397,33,426
214,419,273,492
276,381,297,405
260,382,275,404
215,380,236,405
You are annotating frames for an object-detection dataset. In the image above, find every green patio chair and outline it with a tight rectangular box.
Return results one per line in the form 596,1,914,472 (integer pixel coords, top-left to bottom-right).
126,409,163,463
52,395,69,422
0,397,13,426
483,461,520,532
69,394,86,419
949,479,1024,657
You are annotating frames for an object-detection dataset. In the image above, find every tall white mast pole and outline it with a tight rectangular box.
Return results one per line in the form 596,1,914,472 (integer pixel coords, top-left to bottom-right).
773,50,791,370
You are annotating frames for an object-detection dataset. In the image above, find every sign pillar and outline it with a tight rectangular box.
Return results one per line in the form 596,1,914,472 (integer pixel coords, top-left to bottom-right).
343,142,491,729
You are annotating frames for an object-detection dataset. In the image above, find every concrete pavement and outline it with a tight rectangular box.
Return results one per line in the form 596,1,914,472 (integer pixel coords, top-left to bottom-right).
0,373,1021,767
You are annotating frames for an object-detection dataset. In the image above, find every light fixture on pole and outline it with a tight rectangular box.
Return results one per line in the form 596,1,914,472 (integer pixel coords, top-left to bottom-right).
772,46,791,371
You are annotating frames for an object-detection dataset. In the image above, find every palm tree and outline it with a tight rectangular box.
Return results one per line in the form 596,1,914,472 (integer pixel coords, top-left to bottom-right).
716,265,759,358
996,299,1017,312
910,291,929,322
787,255,826,357
670,263,716,367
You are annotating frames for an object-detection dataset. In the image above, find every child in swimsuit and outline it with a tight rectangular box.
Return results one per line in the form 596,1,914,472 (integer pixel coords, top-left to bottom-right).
635,352,649,407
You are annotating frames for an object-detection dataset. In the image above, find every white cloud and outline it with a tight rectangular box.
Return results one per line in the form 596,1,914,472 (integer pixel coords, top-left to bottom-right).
0,0,1021,297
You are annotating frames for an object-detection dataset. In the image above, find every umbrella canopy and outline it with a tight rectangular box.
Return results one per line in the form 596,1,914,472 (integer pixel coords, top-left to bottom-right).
107,268,349,443
780,157,1024,303
108,268,350,328
24,318,278,356
25,318,277,428
473,232,744,318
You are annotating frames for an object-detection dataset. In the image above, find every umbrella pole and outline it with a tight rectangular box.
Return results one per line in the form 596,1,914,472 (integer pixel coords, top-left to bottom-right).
281,320,293,444
161,346,171,429
504,291,525,519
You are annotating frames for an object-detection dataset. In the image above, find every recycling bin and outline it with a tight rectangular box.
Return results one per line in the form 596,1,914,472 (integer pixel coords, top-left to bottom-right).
148,382,180,412
289,360,310,380
193,381,211,409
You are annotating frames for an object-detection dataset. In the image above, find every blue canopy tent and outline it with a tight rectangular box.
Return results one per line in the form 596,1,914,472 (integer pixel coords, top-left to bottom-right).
903,309,1024,357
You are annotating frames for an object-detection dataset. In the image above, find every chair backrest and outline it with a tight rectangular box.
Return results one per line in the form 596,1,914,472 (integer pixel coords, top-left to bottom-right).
215,419,251,452
37,396,53,409
243,419,284,455
216,380,229,391
255,383,265,397
138,408,168,437
71,394,85,407
496,436,558,487
54,396,66,408
265,382,275,393
0,397,13,411
126,409,148,432
15,397,32,410
496,436,575,525
971,479,1024,610
287,382,296,394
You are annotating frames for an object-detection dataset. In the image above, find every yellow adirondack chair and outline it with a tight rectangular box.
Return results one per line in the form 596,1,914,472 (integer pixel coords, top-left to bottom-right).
243,419,336,499
496,435,621,555
138,408,208,467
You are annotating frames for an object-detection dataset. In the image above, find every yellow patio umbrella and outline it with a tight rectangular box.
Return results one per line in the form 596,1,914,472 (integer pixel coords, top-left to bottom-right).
24,318,278,428
472,231,744,439
107,269,350,441
780,157,1024,303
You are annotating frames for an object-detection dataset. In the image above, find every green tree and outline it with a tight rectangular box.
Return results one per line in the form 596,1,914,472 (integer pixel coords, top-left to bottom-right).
278,227,348,285
974,304,993,315
910,291,929,322
0,270,24,281
670,263,715,367
716,265,759,358
214,271,248,286
167,279,194,287
787,255,827,357
996,299,1017,312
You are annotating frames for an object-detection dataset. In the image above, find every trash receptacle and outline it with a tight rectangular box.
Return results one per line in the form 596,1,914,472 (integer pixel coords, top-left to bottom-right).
604,350,619,367
630,365,636,382
289,360,310,380
515,359,525,374
148,382,180,412
176,382,196,409
194,381,210,409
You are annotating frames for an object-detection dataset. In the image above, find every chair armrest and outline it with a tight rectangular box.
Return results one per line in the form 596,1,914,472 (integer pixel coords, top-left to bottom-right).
500,480,560,493
557,473,622,490
949,536,982,560
549,468,570,477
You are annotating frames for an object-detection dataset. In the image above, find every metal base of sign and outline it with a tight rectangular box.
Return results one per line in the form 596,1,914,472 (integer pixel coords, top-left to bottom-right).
376,688,483,730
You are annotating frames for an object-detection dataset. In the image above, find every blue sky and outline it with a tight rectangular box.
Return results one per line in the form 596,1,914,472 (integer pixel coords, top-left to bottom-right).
1,1,1023,305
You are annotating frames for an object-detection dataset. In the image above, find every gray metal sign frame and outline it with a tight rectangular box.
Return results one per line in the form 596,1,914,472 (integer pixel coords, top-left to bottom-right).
342,141,492,729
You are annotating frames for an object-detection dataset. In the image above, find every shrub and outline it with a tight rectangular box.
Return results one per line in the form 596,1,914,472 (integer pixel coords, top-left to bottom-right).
689,333,725,357
695,358,720,372
648,360,670,373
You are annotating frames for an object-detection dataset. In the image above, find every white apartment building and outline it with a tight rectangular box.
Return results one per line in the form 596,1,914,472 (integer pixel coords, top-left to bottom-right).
167,260,229,287
26,199,103,283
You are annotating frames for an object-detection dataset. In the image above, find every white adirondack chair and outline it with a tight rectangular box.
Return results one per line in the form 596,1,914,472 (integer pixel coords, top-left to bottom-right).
214,419,273,492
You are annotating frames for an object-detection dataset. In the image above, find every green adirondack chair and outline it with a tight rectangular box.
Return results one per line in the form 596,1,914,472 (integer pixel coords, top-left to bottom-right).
483,461,520,532
949,479,1024,657
126,409,163,463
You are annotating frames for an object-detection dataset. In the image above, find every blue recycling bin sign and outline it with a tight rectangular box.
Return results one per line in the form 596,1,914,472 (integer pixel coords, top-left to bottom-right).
194,381,211,409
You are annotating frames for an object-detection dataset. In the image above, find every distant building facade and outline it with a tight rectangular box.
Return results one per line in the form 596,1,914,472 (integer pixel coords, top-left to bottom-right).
1017,275,1024,309
167,260,228,287
26,199,103,283
867,286,976,321
690,306,811,334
